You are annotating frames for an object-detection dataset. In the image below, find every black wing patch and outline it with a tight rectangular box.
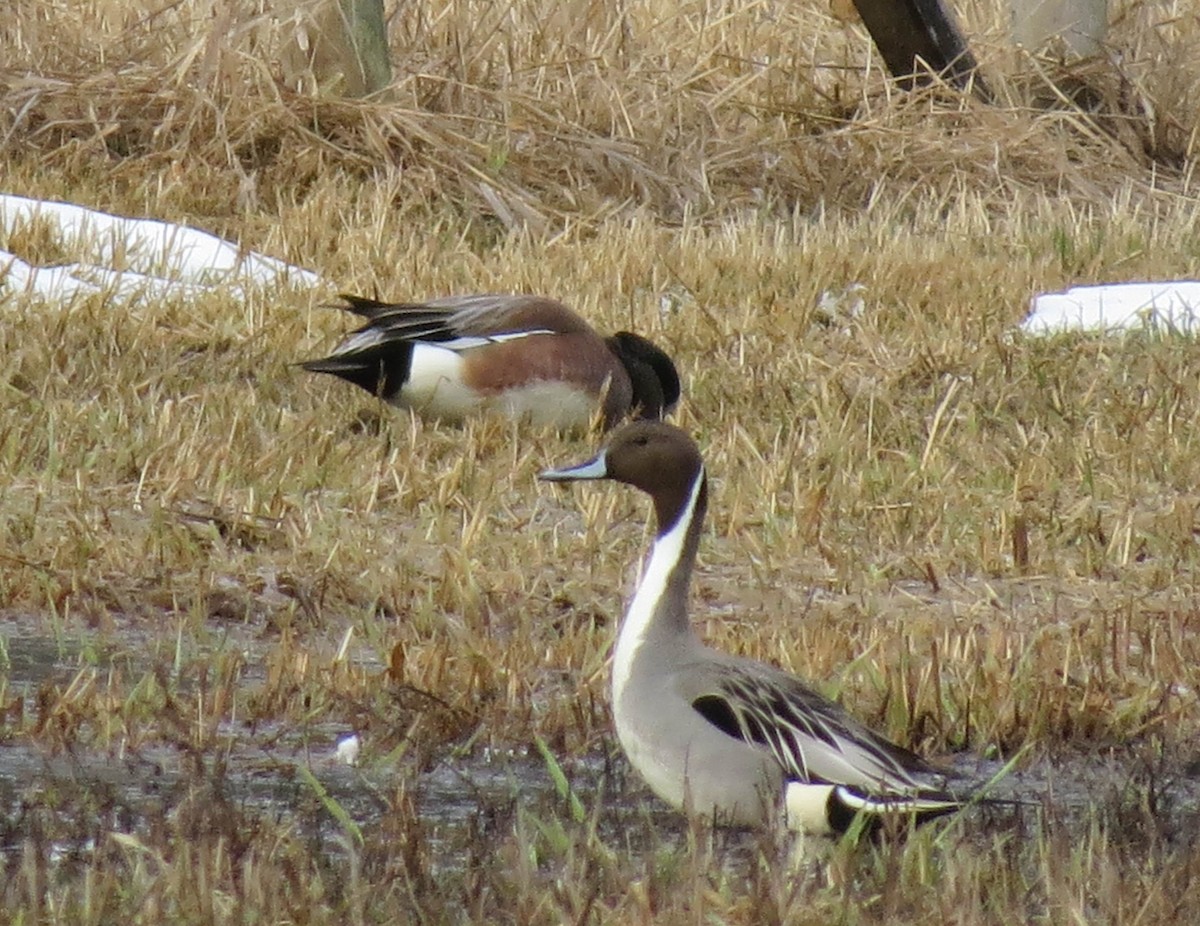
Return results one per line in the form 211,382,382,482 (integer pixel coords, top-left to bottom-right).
692,670,942,789
691,687,819,779
690,686,825,781
692,694,749,742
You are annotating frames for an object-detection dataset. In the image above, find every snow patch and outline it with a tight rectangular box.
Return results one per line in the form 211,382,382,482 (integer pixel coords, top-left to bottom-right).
0,193,320,303
1023,282,1200,335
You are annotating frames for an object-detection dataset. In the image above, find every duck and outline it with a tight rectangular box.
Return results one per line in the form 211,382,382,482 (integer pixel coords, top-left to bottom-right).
540,421,976,835
301,294,680,431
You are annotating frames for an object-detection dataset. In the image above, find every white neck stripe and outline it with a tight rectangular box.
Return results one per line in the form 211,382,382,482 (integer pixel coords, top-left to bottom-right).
612,467,704,702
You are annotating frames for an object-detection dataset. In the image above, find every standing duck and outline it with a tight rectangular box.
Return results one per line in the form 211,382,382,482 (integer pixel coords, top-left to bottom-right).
540,421,974,834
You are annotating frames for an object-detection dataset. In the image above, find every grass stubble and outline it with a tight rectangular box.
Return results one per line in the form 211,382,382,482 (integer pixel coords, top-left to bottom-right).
2,0,1200,922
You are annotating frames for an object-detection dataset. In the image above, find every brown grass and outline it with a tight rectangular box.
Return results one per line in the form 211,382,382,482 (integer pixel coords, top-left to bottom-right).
3,0,1199,237
3,0,1200,923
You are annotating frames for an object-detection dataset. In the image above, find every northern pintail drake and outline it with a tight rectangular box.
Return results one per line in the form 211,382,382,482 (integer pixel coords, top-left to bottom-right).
302,294,681,431
540,422,974,835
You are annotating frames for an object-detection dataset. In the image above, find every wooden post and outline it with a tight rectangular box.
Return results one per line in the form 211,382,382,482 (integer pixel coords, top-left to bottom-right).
1011,0,1108,58
280,0,391,98
848,0,987,96
338,0,391,96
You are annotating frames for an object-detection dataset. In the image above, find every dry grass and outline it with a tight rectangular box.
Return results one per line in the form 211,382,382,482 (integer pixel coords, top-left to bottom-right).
3,0,1200,922
3,0,1199,237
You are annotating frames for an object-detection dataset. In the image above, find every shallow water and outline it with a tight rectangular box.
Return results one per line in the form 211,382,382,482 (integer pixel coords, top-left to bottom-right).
2,621,1198,877
0,620,679,874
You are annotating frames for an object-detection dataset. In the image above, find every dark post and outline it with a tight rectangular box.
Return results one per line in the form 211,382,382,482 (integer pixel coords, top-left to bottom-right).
850,0,988,97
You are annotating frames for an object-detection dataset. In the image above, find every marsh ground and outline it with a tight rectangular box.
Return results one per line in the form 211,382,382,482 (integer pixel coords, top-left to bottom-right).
3,1,1200,922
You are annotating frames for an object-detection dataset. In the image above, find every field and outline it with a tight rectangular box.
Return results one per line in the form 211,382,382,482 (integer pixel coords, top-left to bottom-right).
3,0,1200,922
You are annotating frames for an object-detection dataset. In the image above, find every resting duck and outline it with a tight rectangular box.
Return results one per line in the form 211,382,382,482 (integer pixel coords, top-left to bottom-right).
302,294,680,431
541,421,978,834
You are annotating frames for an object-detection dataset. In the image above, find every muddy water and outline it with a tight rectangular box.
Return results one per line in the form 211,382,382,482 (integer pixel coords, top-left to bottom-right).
2,622,1198,875
0,621,684,874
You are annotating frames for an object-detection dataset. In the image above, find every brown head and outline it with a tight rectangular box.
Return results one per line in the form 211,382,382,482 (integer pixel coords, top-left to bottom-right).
539,421,706,535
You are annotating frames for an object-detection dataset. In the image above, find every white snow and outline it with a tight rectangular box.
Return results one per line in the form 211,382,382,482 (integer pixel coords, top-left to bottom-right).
1023,282,1200,335
0,193,320,304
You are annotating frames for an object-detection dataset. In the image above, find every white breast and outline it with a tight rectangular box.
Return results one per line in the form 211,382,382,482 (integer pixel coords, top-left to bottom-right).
492,381,597,429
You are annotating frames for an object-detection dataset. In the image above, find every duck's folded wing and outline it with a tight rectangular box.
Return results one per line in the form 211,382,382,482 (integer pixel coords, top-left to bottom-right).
434,294,588,338
687,663,948,794
333,294,580,346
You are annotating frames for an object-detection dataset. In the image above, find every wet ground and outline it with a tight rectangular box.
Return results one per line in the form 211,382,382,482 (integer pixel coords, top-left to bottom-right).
0,618,677,875
3,619,1199,876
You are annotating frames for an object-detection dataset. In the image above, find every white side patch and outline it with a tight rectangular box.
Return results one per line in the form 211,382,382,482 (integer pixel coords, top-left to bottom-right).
784,782,836,836
399,344,479,418
785,783,959,834
612,471,705,703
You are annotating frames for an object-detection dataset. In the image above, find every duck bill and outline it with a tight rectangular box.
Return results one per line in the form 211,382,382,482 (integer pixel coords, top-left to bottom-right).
539,451,609,482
